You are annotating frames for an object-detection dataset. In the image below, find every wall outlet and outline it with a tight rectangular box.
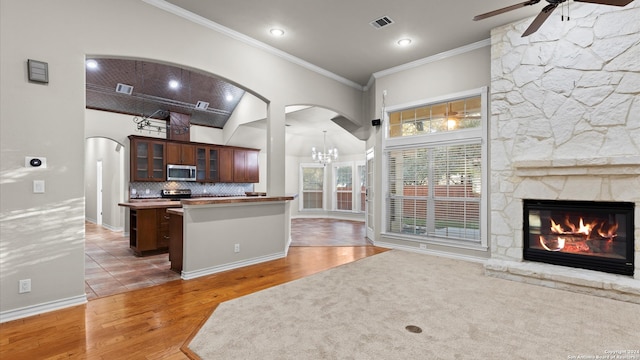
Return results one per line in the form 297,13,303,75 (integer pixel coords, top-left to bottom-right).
419,243,427,250
19,279,31,293
234,243,240,253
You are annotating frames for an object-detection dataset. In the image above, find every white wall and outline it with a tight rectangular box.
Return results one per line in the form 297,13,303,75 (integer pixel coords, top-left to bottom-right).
0,0,363,320
85,137,125,231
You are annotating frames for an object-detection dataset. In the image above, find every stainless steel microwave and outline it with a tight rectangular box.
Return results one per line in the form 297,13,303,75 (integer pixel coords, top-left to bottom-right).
167,164,197,181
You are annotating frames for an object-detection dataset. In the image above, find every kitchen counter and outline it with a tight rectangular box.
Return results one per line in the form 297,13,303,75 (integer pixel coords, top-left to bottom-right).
177,194,296,280
181,195,295,206
118,200,183,210
166,208,183,216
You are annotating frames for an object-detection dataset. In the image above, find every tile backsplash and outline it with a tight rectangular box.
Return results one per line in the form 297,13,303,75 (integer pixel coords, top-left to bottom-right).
130,182,253,199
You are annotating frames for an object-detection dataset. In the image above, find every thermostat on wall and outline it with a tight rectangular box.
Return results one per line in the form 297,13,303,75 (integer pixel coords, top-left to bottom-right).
25,156,47,168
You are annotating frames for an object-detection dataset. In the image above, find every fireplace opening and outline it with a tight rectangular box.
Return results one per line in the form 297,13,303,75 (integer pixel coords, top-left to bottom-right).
523,199,634,276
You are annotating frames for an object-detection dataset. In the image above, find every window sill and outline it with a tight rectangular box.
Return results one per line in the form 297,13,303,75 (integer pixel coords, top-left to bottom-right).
380,232,488,252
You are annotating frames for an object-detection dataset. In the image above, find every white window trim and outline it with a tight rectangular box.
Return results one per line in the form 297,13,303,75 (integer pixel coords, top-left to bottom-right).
381,87,488,249
299,163,327,212
355,160,366,213
331,161,366,213
332,161,353,212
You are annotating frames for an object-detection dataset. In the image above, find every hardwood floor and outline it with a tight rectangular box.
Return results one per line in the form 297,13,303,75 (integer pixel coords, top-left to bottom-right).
0,223,387,359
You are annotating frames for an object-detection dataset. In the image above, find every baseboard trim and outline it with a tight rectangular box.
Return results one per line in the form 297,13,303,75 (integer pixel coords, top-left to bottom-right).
375,241,487,264
181,252,287,280
0,294,87,323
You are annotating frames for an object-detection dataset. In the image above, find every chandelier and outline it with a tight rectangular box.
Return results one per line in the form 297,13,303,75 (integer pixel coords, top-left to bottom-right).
132,109,190,135
311,130,338,166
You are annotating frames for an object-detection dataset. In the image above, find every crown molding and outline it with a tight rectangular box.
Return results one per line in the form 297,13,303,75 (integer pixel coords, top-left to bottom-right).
142,0,364,91
371,39,491,81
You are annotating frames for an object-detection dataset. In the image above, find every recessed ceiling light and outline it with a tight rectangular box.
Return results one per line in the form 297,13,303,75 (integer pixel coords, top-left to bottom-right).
270,28,285,37
397,38,412,47
86,59,98,69
225,94,234,102
168,80,180,89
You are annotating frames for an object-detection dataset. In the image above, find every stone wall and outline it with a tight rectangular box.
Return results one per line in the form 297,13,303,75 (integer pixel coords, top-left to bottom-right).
489,2,640,279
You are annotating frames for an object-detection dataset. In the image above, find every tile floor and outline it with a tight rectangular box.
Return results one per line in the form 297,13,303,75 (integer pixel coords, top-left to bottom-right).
290,218,370,247
84,222,180,300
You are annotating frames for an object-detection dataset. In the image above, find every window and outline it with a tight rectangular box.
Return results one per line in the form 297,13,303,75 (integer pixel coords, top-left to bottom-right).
384,89,486,245
301,165,324,210
386,144,481,241
388,97,481,138
334,164,353,211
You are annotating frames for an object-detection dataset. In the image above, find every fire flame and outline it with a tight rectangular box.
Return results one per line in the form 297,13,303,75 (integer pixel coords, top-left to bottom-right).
549,217,613,240
540,215,619,254
598,222,618,239
539,235,564,251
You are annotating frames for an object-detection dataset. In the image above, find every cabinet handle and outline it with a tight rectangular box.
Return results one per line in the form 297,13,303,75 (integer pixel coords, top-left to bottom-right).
164,215,170,219
164,235,170,239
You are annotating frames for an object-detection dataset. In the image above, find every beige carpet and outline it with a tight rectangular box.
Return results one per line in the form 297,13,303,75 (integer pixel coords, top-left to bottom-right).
188,250,640,359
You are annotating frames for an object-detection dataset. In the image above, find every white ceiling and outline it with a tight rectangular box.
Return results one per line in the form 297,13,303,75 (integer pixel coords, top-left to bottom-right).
163,0,543,86
157,0,546,157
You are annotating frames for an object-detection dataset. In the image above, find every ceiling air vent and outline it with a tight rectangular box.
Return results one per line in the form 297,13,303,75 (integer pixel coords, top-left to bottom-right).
195,101,209,110
370,16,394,29
115,83,133,95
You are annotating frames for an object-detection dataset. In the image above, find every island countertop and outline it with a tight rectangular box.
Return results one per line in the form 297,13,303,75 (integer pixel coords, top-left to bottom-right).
118,200,183,209
180,194,296,206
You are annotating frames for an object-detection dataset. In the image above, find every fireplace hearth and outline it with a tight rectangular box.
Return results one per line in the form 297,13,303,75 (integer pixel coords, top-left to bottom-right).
523,199,634,276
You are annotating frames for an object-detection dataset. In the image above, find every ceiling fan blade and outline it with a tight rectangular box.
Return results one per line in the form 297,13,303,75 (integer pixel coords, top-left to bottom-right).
522,3,558,37
473,0,541,21
574,0,634,6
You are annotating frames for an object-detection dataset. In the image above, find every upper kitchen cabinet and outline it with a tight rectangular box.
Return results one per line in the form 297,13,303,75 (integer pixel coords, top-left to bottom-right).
166,142,196,166
233,148,259,183
130,136,166,182
218,147,234,183
195,145,219,182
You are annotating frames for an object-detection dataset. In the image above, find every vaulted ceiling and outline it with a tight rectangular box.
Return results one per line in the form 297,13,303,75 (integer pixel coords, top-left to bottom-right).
86,58,246,129
87,0,561,154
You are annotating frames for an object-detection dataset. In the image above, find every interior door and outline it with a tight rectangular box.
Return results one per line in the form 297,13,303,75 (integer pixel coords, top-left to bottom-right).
365,148,374,240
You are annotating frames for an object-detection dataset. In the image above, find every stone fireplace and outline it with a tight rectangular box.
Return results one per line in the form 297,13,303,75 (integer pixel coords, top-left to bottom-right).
484,3,640,302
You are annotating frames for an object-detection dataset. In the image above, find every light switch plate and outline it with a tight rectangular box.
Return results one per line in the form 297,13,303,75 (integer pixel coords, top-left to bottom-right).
33,180,45,193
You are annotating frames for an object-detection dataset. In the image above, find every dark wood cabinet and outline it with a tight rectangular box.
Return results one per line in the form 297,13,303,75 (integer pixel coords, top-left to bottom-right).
195,146,219,182
129,208,170,256
157,209,171,249
233,149,259,183
166,142,196,165
130,136,166,182
129,135,259,184
218,147,234,183
168,212,183,273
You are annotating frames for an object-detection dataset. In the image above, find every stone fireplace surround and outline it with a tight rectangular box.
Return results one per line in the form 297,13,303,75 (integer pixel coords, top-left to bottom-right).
484,3,640,303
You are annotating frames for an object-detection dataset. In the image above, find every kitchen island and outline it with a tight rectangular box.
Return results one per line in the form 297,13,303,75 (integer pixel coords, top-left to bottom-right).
118,200,182,256
168,195,296,280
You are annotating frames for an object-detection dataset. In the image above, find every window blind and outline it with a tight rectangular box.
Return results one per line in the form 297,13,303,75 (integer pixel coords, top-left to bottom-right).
386,143,481,241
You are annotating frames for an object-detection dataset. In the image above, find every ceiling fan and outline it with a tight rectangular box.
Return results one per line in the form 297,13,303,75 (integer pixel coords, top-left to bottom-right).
473,0,635,37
